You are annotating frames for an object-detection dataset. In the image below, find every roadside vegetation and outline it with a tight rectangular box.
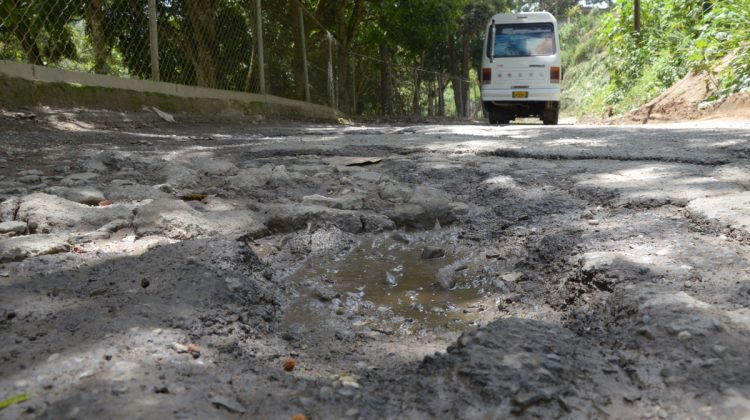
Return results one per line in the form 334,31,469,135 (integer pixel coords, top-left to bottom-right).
562,0,750,118
0,0,581,118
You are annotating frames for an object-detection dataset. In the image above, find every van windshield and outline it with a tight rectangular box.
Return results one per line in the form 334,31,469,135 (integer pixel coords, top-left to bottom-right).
491,23,556,58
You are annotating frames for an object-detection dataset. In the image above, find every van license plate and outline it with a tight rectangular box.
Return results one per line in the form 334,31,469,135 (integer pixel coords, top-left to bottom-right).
512,91,528,99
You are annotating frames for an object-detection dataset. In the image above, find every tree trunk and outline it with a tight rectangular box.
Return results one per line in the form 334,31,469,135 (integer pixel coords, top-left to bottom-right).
186,0,218,88
244,45,256,92
634,0,641,43
379,44,391,116
438,74,445,117
289,1,308,100
412,70,420,116
87,0,108,74
10,16,42,65
461,33,471,118
16,30,42,65
334,0,365,114
427,77,435,117
448,36,462,117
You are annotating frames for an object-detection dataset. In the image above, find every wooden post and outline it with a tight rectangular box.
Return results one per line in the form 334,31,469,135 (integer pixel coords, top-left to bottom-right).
299,7,310,102
255,0,266,94
148,0,159,81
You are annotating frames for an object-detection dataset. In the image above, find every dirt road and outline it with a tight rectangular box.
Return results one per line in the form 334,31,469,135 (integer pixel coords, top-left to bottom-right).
1,112,750,419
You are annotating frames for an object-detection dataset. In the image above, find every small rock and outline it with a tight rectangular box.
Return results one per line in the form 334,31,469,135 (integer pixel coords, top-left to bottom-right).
169,342,189,354
437,277,456,290
385,272,398,286
153,386,169,394
53,165,71,175
588,219,600,226
391,233,410,244
211,397,246,414
314,287,339,302
421,247,445,260
623,392,641,403
78,371,95,380
18,175,41,184
501,272,524,283
713,345,727,356
48,186,106,206
187,344,201,359
677,331,692,341
339,375,361,388
18,169,43,177
636,326,655,340
141,279,150,289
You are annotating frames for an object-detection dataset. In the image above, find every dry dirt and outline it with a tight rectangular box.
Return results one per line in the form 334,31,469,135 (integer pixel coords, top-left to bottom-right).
611,62,750,125
1,109,750,419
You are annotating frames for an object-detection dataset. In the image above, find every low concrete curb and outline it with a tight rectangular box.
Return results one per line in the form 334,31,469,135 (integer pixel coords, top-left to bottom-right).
0,60,340,122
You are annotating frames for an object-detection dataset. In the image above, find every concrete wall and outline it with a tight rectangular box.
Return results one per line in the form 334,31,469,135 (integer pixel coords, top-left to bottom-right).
0,60,340,121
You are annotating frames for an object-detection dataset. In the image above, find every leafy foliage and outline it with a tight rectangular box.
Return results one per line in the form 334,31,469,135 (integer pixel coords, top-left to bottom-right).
561,0,749,117
1,0,585,116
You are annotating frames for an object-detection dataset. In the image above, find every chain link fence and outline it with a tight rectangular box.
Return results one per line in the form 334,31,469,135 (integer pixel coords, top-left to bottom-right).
0,0,481,119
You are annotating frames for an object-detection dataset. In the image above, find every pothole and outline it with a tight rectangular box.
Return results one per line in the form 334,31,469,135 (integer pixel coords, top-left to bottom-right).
281,230,493,334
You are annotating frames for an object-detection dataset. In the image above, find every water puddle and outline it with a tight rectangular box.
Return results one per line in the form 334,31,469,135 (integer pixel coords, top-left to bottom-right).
282,231,488,333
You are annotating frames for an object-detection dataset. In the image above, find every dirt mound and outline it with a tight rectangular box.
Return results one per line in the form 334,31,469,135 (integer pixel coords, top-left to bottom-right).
715,92,750,119
614,56,750,124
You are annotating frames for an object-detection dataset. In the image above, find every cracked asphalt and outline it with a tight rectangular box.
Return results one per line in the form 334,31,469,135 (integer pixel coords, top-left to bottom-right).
1,111,750,419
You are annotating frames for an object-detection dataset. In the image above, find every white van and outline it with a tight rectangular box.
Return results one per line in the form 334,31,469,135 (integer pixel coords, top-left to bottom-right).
481,12,561,125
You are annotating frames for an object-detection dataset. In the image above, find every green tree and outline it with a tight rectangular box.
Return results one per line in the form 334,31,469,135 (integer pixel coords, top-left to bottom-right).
0,0,85,65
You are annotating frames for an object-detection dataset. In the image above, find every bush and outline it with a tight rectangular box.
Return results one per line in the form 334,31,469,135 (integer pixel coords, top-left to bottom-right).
562,0,749,117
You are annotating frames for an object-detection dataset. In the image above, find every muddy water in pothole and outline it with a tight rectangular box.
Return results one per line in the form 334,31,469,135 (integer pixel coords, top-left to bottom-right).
282,232,488,333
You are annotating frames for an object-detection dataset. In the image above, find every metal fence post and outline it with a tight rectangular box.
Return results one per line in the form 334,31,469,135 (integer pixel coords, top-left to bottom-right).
327,33,335,108
148,0,160,81
255,0,266,94
299,7,311,102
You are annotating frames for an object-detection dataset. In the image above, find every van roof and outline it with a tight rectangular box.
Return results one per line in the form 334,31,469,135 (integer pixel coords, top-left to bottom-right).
489,12,557,25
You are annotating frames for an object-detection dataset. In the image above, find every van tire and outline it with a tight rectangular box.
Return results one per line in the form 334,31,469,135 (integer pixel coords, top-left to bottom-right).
542,107,559,126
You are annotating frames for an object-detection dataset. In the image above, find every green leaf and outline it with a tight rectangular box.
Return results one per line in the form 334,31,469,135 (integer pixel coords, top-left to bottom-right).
0,393,30,410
